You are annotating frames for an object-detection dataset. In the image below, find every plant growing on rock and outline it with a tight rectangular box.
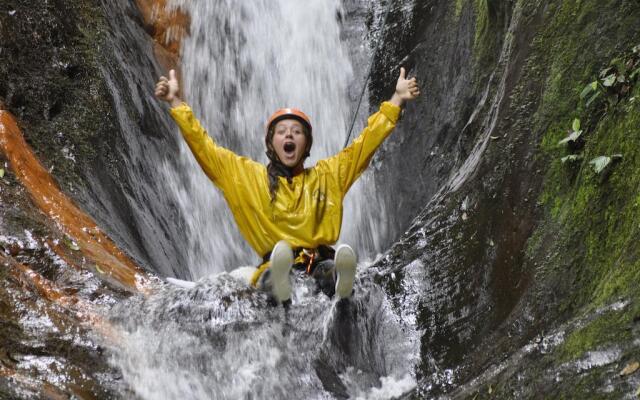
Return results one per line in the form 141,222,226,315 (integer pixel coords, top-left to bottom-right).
580,44,640,110
589,154,623,175
558,117,584,150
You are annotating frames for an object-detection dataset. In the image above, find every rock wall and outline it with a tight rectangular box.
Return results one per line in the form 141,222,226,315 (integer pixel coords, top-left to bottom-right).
0,1,182,396
369,0,640,398
0,0,189,277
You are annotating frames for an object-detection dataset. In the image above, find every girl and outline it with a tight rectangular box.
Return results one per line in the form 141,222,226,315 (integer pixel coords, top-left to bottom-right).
155,68,420,305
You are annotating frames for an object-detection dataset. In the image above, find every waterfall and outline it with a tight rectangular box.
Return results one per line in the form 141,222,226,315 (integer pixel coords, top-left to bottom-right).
104,4,418,399
162,0,388,279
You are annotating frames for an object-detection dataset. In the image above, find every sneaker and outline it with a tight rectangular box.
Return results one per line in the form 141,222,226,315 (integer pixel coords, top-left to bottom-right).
334,244,356,299
269,241,293,303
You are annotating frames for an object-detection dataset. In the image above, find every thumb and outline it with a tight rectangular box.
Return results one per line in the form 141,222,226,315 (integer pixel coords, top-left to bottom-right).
169,69,177,82
399,67,406,80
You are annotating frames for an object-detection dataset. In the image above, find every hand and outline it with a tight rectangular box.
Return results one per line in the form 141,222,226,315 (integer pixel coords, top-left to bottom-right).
390,67,421,107
155,69,182,108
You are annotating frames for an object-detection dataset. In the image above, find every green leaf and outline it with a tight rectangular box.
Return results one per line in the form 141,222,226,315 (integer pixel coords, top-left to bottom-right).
0,169,4,178
580,81,597,99
558,130,583,146
631,68,640,80
589,156,611,174
63,236,80,251
586,91,601,107
603,74,617,87
561,154,583,163
617,74,627,83
600,67,613,78
572,118,580,132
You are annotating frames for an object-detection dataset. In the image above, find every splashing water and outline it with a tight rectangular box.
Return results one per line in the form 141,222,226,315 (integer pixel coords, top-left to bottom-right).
161,0,388,279
107,271,416,400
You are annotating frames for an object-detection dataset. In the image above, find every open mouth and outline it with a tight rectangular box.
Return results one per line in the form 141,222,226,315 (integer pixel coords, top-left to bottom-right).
283,142,296,155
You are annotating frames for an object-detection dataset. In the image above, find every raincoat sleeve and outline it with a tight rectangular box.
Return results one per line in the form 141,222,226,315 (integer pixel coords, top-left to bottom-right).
169,103,248,188
320,101,401,196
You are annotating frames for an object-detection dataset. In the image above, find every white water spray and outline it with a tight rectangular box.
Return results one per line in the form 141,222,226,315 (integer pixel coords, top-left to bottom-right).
162,0,388,278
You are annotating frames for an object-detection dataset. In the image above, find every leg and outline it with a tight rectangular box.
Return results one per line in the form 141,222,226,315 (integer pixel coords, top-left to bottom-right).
312,244,357,299
333,244,356,299
258,241,293,304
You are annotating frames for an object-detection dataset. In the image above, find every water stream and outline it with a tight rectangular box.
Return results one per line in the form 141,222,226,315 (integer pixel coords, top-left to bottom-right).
161,0,388,278
105,1,418,399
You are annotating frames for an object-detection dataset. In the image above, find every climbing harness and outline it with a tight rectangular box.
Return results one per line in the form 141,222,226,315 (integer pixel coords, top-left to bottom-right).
343,0,396,148
251,245,336,287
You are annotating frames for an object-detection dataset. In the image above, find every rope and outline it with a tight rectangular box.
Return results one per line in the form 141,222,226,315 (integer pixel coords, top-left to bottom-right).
343,0,395,148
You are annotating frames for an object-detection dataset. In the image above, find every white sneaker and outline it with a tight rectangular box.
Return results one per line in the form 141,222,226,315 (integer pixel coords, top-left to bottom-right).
269,241,293,303
334,244,356,299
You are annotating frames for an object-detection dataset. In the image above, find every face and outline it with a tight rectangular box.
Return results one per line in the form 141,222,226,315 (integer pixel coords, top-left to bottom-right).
271,119,308,168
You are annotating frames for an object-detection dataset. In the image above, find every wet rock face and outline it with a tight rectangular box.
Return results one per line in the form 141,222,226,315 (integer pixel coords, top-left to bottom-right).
0,164,125,398
0,0,111,184
370,0,640,398
0,0,189,277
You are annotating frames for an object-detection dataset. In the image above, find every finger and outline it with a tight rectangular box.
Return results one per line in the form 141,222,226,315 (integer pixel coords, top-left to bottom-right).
159,76,168,82
411,77,417,82
399,67,406,80
169,69,177,82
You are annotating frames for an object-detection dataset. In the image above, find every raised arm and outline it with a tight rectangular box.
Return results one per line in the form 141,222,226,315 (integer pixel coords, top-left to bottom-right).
321,67,421,195
155,70,248,186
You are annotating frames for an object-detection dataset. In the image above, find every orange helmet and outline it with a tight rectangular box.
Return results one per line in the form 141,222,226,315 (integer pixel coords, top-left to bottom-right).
265,108,313,156
266,108,312,135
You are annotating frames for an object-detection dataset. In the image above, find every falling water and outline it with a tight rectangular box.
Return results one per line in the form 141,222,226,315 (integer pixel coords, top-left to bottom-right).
104,3,417,399
161,0,389,279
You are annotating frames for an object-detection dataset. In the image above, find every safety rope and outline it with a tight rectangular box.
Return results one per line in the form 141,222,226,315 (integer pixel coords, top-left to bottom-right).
343,0,395,148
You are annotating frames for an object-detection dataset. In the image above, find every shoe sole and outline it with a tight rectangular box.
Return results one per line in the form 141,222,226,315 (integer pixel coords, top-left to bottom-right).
334,244,356,299
270,241,293,303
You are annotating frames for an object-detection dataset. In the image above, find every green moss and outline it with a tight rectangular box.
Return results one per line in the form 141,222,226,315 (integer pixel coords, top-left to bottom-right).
557,306,633,362
471,0,499,71
525,0,640,316
454,0,466,19
542,90,640,305
473,0,490,46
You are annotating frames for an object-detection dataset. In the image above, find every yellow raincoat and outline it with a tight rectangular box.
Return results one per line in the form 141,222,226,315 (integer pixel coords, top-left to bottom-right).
170,102,401,283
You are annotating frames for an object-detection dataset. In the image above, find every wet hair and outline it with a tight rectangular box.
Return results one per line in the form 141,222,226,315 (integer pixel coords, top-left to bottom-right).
265,123,312,201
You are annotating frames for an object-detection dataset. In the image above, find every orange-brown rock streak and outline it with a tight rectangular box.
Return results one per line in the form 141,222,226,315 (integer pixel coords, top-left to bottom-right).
8,259,120,343
135,0,190,71
0,111,148,292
